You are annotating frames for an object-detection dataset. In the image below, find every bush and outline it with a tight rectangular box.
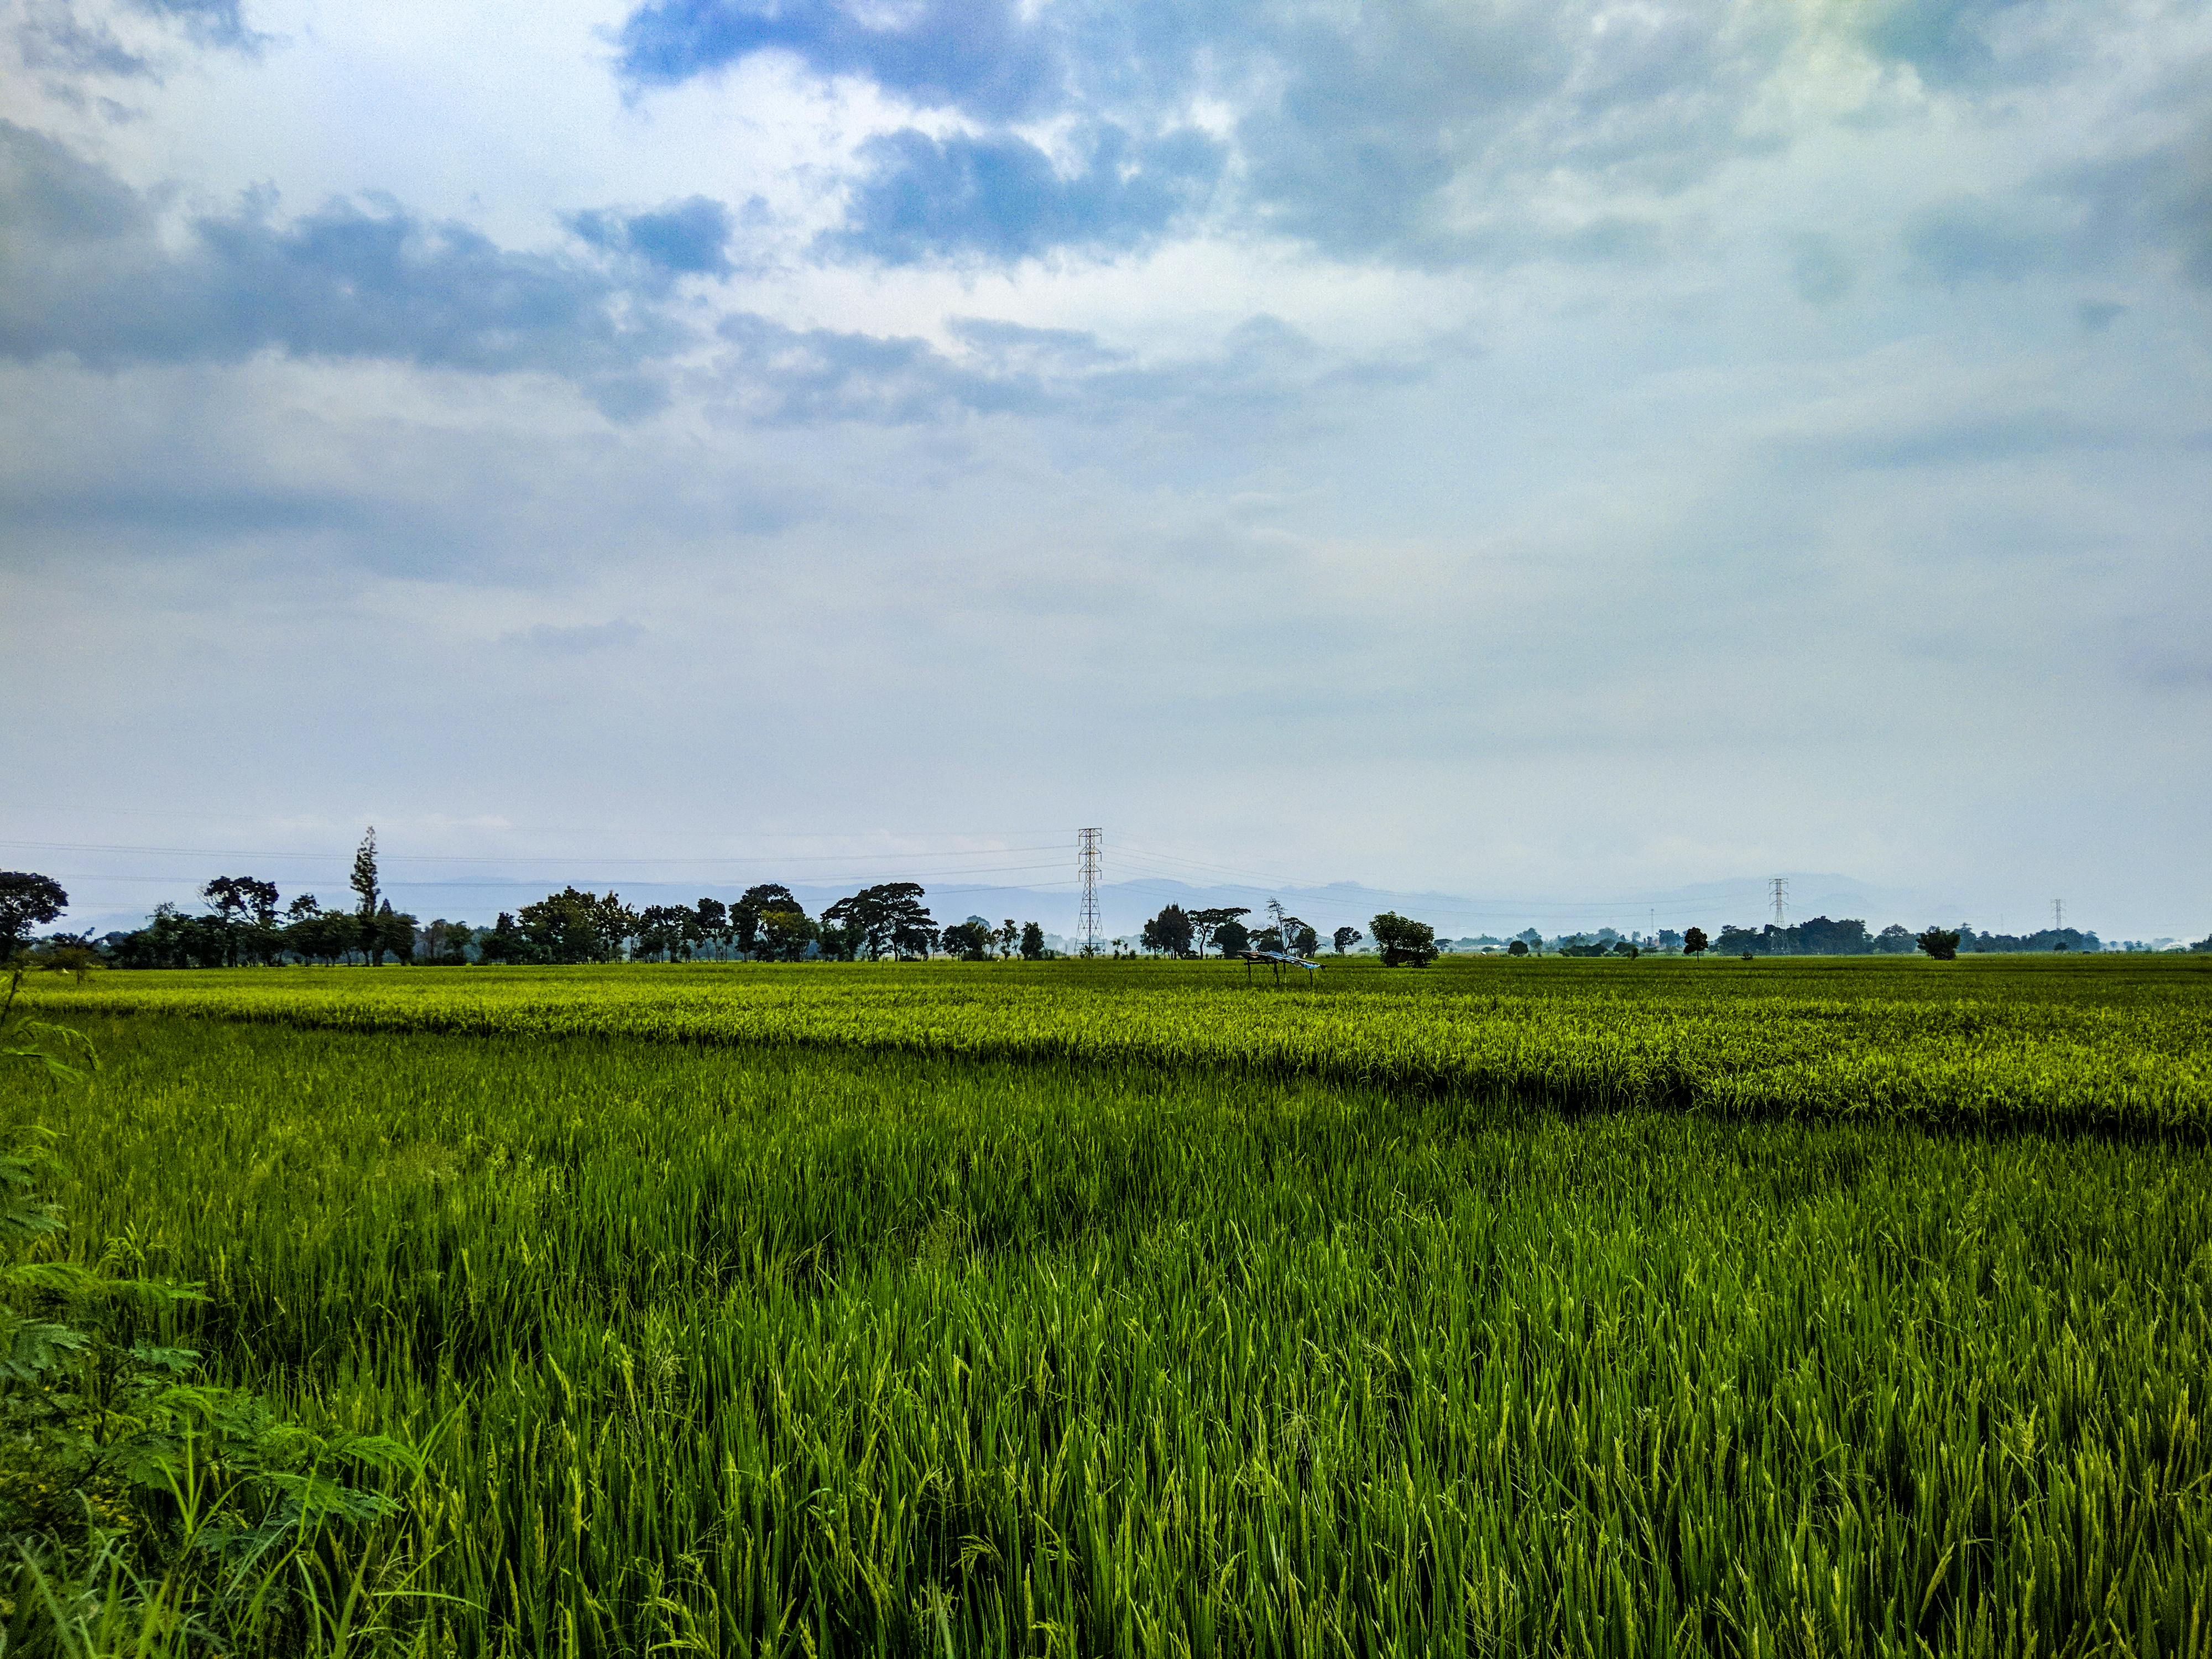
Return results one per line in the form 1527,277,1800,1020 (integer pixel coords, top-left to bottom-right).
1916,928,1962,961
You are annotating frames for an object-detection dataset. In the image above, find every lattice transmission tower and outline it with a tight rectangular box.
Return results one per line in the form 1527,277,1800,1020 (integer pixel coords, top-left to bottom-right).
2054,899,2064,932
1077,828,1102,956
1769,875,1788,930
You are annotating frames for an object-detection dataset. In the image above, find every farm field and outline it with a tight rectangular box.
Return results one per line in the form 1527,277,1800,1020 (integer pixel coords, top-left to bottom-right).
41,953,2212,1134
7,956,2212,1655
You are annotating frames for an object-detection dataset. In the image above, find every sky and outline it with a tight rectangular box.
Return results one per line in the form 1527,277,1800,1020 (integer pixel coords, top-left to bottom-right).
2,0,2208,941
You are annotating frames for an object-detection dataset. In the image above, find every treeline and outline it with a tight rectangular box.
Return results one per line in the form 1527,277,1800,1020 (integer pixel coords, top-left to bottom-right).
3,832,1053,970
1703,917,2105,956
473,883,1045,966
1129,902,1442,966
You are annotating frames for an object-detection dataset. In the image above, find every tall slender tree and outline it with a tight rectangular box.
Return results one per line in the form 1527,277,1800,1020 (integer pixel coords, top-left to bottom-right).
351,829,382,967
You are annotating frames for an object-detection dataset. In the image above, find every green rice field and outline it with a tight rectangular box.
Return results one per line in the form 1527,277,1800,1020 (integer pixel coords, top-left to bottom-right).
8,955,2212,1655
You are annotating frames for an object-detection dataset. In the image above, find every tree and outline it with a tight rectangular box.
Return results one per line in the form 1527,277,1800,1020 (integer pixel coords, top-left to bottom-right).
282,896,356,964
823,883,936,961
1256,901,1319,959
420,919,473,965
517,888,630,964
1612,940,1639,958
477,911,531,964
942,919,994,961
1141,904,1194,958
202,875,281,967
1371,911,1438,968
998,919,1018,959
734,885,800,957
816,916,862,961
755,906,816,961
202,875,278,929
1020,921,1045,961
1332,926,1361,955
1875,924,1914,954
351,828,383,966
1189,906,1250,958
0,872,68,953
1506,939,1528,957
30,934,100,982
374,900,418,967
1683,926,1708,956
1214,917,1251,956
1515,928,1543,954
1916,927,1961,961
691,898,729,959
635,904,693,962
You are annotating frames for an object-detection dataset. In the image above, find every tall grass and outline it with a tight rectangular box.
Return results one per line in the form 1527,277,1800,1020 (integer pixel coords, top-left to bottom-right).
10,1004,2210,1656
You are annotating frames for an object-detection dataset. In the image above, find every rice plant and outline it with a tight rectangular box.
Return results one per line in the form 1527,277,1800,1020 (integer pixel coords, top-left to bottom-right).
6,962,2209,1655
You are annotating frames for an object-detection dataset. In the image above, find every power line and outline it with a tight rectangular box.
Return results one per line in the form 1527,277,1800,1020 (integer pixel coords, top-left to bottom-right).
0,837,1064,869
1,804,1076,843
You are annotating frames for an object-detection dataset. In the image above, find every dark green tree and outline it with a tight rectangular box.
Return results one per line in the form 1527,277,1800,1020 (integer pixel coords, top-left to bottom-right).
1141,904,1194,957
1020,921,1045,960
351,828,382,966
823,883,935,961
477,911,532,964
635,904,693,962
1916,927,1961,961
690,898,729,958
757,906,817,961
517,888,629,964
1189,906,1250,958
202,875,280,967
0,872,67,954
374,900,418,966
419,919,473,965
942,919,994,960
1683,926,1708,956
734,885,800,956
1371,911,1438,967
1332,926,1361,955
1214,917,1251,956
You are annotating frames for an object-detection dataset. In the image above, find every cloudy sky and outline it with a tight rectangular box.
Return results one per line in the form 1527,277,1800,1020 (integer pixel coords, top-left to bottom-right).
2,0,2208,938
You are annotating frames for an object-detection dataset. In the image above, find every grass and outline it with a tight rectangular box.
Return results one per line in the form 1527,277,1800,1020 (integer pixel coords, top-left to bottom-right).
6,957,2212,1654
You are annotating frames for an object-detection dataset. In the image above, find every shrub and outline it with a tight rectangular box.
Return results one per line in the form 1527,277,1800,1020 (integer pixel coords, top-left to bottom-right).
1916,928,1962,961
